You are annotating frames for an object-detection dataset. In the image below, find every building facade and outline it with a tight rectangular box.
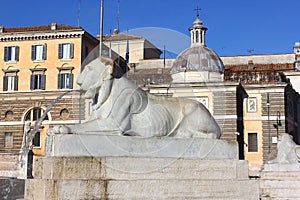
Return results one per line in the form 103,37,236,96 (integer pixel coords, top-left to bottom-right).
0,23,99,177
126,13,300,171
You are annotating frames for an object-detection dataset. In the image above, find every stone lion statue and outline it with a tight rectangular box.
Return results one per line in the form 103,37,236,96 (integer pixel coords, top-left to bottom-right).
49,57,221,139
268,133,300,164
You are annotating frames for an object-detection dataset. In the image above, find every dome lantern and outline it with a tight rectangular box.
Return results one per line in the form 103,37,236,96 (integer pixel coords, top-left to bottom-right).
189,7,207,47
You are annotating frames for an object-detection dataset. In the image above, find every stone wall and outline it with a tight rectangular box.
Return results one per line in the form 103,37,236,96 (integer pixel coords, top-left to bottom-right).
260,164,300,199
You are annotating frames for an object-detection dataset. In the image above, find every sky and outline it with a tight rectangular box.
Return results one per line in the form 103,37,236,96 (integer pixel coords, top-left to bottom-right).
1,0,300,57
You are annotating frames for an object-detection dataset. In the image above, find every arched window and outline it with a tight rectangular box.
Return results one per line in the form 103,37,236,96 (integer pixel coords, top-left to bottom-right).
25,108,48,122
24,107,49,148
195,30,199,43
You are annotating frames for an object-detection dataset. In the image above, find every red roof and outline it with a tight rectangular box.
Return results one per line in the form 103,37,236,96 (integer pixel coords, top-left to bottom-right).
1,24,82,33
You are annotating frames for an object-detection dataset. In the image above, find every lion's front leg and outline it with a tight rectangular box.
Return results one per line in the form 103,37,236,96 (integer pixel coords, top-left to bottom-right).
47,117,121,135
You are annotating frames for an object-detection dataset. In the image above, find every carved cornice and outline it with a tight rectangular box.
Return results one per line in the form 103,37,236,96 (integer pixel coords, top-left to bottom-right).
0,31,85,42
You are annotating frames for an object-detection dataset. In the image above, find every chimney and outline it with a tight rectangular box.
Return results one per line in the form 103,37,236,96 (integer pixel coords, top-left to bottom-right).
0,26,4,33
51,22,57,30
113,29,119,35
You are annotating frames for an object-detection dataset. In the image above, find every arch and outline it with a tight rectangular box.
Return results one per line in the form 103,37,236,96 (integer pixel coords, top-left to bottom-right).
21,106,52,123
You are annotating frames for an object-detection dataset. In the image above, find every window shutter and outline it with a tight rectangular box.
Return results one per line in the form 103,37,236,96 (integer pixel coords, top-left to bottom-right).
58,44,63,59
4,47,8,62
69,73,74,89
15,46,19,61
30,74,35,90
42,44,47,60
14,76,18,91
41,74,46,90
57,73,62,89
70,43,74,59
3,76,8,91
31,45,36,60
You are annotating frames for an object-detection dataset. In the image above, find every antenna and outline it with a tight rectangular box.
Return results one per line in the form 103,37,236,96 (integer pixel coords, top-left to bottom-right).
247,49,254,55
117,0,120,31
77,0,81,26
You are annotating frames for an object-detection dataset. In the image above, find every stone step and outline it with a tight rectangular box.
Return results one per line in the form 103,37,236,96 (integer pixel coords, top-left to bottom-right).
260,188,300,199
260,180,300,189
261,171,300,180
26,178,259,200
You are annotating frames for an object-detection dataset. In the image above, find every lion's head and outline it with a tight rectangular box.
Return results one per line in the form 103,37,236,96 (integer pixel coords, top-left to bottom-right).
77,57,113,99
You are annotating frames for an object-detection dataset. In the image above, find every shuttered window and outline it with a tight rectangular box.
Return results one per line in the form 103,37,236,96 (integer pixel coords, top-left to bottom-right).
58,73,73,89
58,43,74,59
3,75,18,91
31,44,47,61
30,74,46,90
4,46,19,62
248,132,258,152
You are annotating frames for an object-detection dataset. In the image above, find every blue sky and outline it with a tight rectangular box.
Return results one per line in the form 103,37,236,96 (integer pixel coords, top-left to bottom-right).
1,0,299,56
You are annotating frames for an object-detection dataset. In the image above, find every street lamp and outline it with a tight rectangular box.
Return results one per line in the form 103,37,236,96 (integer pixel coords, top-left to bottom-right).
267,93,271,153
273,111,282,138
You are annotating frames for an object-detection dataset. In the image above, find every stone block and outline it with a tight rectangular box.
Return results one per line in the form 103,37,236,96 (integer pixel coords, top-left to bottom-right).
34,157,102,180
25,179,106,200
264,163,300,171
46,134,238,159
102,157,240,180
106,179,258,199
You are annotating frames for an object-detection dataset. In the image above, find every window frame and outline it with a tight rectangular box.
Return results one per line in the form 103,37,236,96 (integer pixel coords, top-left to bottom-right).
32,131,41,148
58,43,74,60
31,44,47,61
4,46,19,62
29,68,46,90
2,68,19,91
57,66,74,89
247,132,258,153
4,132,13,148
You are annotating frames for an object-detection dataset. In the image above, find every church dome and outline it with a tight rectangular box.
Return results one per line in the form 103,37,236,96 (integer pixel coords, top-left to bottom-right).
171,45,224,74
170,12,224,83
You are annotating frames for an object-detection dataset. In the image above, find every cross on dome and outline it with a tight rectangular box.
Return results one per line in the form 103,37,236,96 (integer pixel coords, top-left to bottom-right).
194,6,201,18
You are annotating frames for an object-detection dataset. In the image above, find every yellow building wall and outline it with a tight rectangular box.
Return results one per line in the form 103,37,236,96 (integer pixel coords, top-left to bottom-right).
0,38,82,91
244,94,263,169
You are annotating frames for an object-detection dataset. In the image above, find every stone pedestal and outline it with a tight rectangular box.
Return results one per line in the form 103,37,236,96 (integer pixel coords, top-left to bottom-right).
25,157,259,199
24,134,259,199
260,163,300,199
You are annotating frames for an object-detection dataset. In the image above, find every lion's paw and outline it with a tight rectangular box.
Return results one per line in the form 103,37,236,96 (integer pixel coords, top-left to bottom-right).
47,125,71,135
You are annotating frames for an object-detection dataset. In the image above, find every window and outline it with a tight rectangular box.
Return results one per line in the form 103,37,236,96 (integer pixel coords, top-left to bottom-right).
4,132,13,148
30,68,46,90
5,110,13,120
31,44,47,61
247,98,257,113
3,75,18,91
248,132,258,152
57,66,74,89
58,73,73,89
25,108,48,122
32,131,40,147
30,74,45,90
58,43,74,59
2,68,19,91
4,46,19,62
